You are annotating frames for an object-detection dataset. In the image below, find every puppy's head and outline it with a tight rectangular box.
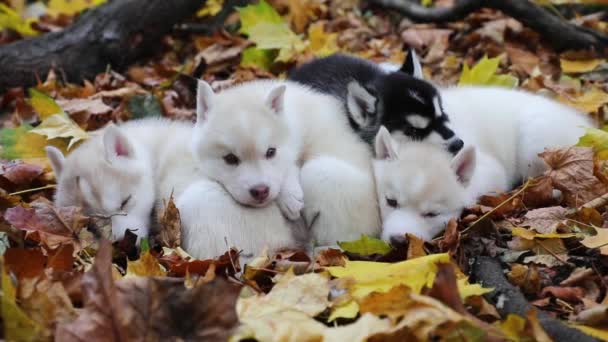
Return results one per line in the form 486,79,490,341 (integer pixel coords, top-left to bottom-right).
348,49,463,154
46,124,155,240
192,80,291,208
372,126,475,242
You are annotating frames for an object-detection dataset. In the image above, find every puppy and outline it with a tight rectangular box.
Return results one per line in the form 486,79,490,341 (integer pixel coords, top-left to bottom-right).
289,49,464,154
190,79,381,246
373,86,594,242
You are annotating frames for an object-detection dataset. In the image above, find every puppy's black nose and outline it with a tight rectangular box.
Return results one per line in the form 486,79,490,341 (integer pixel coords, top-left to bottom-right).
250,185,270,202
448,138,464,154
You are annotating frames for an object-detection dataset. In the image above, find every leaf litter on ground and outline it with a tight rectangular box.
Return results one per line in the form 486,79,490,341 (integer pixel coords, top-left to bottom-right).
2,0,608,340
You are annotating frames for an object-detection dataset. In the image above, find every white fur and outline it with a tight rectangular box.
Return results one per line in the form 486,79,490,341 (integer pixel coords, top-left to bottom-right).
346,81,376,128
191,80,381,246
374,86,594,241
406,114,430,129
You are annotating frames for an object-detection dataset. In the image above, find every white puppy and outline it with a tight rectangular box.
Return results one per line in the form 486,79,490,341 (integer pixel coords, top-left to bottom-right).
373,86,594,242
190,79,381,246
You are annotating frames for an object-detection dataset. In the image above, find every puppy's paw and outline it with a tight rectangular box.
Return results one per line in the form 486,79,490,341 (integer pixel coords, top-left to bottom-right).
277,188,304,221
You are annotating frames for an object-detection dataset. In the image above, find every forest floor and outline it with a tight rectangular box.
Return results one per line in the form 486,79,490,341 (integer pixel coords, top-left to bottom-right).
1,0,608,340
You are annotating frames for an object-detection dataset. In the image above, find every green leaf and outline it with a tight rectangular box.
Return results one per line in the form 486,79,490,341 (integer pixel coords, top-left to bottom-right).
236,0,306,64
128,94,163,119
241,47,276,70
0,125,68,160
28,88,63,120
30,114,89,150
338,235,392,256
458,55,518,88
0,3,38,36
421,0,433,6
140,238,150,254
577,127,608,159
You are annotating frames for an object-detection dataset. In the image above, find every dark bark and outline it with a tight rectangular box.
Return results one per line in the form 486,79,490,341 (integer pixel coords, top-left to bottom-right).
367,0,608,52
0,0,207,93
471,256,599,342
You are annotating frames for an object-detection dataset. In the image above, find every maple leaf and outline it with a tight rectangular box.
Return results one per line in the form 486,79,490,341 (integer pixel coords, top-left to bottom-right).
458,55,519,88
46,0,107,16
158,193,181,249
3,198,90,250
308,21,339,57
580,225,608,255
240,47,275,70
126,251,167,277
28,88,63,120
30,113,89,150
237,0,306,63
558,86,608,114
0,3,38,36
539,147,608,208
578,127,608,160
0,125,68,160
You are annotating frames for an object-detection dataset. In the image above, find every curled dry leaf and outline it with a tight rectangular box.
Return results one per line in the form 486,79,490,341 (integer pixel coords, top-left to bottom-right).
0,159,43,186
158,193,181,248
540,286,585,303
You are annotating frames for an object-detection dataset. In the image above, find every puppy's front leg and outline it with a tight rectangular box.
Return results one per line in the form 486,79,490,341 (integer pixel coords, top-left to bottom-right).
277,164,304,220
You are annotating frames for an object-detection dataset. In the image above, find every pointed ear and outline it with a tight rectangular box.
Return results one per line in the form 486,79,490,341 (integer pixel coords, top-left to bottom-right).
265,85,286,115
196,79,214,123
45,146,65,178
400,48,424,79
450,146,476,186
346,81,377,127
374,126,398,160
103,124,134,164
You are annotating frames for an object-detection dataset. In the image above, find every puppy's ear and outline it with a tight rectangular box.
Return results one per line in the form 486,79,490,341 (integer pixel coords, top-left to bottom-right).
266,85,286,115
45,146,65,178
450,146,476,186
103,124,134,164
374,126,398,160
400,48,424,79
196,79,214,123
346,81,377,128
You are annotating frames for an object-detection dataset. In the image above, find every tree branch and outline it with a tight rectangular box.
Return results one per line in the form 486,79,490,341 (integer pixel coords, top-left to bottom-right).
0,0,208,93
367,0,608,52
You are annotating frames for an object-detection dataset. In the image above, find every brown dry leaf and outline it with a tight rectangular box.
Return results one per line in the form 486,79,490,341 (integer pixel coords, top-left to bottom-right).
401,28,452,51
3,198,90,250
56,97,112,116
4,247,46,280
476,18,522,44
506,43,540,76
315,248,346,267
406,233,427,259
18,276,77,339
507,264,541,295
0,159,43,186
575,305,608,326
287,0,324,33
438,219,460,255
158,193,181,248
525,310,553,342
466,295,500,320
558,86,608,114
540,147,608,208
518,206,569,234
540,286,585,303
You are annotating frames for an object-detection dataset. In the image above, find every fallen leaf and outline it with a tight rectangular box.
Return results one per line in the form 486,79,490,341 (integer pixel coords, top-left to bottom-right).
1,263,44,341
28,88,62,120
338,234,392,257
126,251,166,277
459,55,519,88
511,227,575,240
406,233,427,259
558,86,608,114
507,264,541,295
540,147,608,207
517,206,569,234
315,248,346,267
308,21,339,57
0,3,38,36
30,113,89,149
571,325,608,341
0,125,68,160
3,198,90,250
240,47,275,70
540,286,585,303
580,225,608,255
0,159,43,186
46,0,106,16
578,127,608,160
196,0,223,17
56,97,113,117
560,58,604,74
4,247,46,280
158,193,181,248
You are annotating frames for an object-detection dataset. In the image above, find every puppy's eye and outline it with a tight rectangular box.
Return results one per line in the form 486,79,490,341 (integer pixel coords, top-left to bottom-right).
422,211,439,218
386,198,398,208
120,195,132,210
223,153,240,166
265,147,276,159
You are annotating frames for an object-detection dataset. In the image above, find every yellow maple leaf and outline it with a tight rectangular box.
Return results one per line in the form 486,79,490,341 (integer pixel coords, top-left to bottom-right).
307,22,339,57
0,3,38,36
571,324,608,340
560,58,604,74
0,125,68,160
511,227,577,240
30,114,89,150
29,88,63,120
46,0,107,16
125,252,166,277
458,55,518,88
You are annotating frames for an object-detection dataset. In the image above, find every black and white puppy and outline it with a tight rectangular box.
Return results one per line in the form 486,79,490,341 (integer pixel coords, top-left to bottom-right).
288,49,464,154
